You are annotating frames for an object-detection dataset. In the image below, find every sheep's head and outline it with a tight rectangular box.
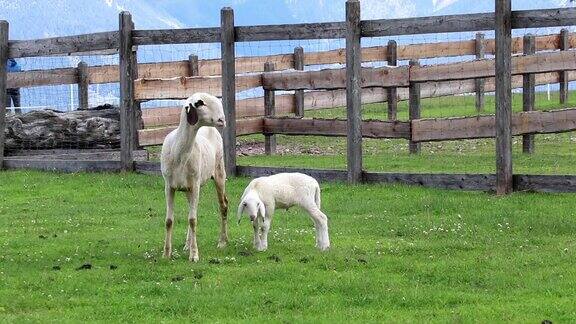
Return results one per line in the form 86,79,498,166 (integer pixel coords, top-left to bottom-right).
183,93,226,128
237,192,265,225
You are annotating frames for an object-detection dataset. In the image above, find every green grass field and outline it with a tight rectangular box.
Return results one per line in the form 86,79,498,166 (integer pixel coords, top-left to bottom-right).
233,91,576,174
1,170,575,322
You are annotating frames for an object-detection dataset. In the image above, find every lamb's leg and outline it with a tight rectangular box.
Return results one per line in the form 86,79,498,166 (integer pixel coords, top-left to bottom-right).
258,216,272,252
186,184,201,262
163,185,176,258
304,205,330,251
214,163,229,249
252,218,262,251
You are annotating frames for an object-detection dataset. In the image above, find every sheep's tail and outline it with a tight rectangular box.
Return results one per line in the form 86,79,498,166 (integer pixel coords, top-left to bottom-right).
314,185,321,209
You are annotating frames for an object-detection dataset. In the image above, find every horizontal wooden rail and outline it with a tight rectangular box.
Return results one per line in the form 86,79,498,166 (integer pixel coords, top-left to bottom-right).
362,8,576,37
141,70,576,129
133,73,262,100
8,31,576,89
8,31,119,58
137,117,264,146
263,118,410,139
132,27,220,45
262,66,409,90
412,108,576,142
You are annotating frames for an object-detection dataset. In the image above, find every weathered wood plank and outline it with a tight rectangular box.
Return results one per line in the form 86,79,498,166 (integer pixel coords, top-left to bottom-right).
138,118,264,146
133,73,262,100
119,11,135,171
522,34,535,154
8,31,119,58
3,159,123,172
408,60,421,154
0,21,8,169
221,7,236,176
412,108,576,142
387,40,398,121
264,118,410,139
363,172,496,191
411,50,576,83
263,66,409,91
77,61,89,110
475,33,485,112
495,0,513,195
264,62,276,155
235,22,346,41
514,174,576,193
132,27,220,45
560,28,569,106
237,166,348,182
346,0,362,184
294,46,305,118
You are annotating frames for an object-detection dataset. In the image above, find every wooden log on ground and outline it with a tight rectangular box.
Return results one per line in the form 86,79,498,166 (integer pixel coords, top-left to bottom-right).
3,159,123,173
4,107,121,151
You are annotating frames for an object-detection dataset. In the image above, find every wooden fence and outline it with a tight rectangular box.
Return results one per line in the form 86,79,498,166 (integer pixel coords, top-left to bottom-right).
2,1,576,193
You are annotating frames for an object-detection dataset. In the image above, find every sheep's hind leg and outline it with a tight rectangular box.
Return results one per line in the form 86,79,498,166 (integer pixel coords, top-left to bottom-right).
214,162,229,249
305,205,330,251
163,185,176,258
186,185,201,262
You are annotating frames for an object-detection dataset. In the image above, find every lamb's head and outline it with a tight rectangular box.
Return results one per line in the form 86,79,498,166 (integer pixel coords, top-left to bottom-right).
183,93,226,128
237,191,265,225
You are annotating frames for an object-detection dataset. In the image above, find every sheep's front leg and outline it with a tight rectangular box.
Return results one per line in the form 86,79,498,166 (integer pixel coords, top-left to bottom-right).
252,217,262,251
163,185,176,258
185,184,201,262
214,164,229,248
258,211,273,252
305,205,330,251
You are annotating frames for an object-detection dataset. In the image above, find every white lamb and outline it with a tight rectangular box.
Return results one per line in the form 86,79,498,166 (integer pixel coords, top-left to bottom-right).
237,173,330,251
161,93,229,262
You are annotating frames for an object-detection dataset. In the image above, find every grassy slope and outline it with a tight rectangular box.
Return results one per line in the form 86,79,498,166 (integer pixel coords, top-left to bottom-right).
1,170,575,322
236,91,576,174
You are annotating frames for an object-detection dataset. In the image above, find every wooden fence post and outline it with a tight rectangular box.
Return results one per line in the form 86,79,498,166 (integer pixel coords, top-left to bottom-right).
346,0,362,184
475,32,485,112
264,62,276,155
77,61,89,110
495,0,513,195
409,59,421,154
294,46,305,118
522,34,535,154
386,40,398,121
119,11,135,171
0,21,8,170
188,54,199,76
559,28,569,106
131,45,142,149
221,7,236,177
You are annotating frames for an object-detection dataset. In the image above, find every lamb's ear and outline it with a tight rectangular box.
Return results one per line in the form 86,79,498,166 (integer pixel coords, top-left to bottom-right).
186,103,198,125
258,202,266,219
237,201,245,225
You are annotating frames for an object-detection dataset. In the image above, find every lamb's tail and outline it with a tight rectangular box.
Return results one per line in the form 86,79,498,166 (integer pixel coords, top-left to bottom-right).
314,185,321,209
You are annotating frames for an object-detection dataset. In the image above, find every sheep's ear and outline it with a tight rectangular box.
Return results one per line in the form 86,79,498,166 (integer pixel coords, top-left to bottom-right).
186,103,198,125
237,201,245,225
258,203,266,219
194,99,204,108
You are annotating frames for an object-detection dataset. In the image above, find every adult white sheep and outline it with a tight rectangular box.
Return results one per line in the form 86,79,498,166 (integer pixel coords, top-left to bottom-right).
237,173,330,251
161,92,229,262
